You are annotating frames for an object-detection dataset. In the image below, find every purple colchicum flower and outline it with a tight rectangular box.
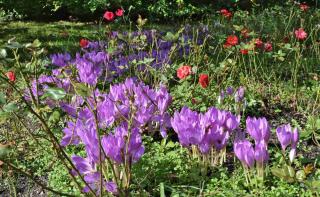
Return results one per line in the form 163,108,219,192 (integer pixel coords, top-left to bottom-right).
276,124,299,162
50,52,71,67
254,141,269,165
171,107,203,147
246,117,270,143
226,86,234,95
171,106,239,154
61,121,80,146
235,86,245,102
102,124,144,164
75,53,104,86
234,139,255,169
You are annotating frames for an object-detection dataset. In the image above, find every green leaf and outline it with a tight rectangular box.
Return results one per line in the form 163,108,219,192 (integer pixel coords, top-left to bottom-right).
73,83,91,97
49,111,61,124
271,166,295,183
3,103,18,112
0,144,10,159
305,180,320,192
6,41,23,49
0,111,10,123
0,92,6,105
300,129,313,139
43,87,66,100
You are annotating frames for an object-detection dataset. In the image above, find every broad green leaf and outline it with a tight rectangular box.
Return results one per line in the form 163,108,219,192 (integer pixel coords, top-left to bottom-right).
0,92,6,105
271,166,295,183
73,83,91,97
6,41,23,49
43,87,66,100
300,129,313,139
0,111,10,123
0,144,10,159
3,103,18,112
49,111,61,124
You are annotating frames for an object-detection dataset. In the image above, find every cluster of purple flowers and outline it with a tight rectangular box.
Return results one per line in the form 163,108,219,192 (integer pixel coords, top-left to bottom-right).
234,117,270,169
171,106,240,154
234,117,300,170
59,78,172,194
49,27,208,84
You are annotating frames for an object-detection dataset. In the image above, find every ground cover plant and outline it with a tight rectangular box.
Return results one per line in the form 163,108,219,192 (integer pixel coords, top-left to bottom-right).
0,1,320,196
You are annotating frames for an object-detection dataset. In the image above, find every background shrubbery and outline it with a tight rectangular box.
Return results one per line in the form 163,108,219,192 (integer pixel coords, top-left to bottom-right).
0,0,319,21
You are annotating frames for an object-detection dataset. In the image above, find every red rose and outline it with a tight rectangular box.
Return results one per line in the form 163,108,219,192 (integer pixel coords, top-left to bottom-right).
6,71,16,82
104,11,115,21
177,65,192,79
264,42,273,52
294,28,308,40
220,9,232,19
226,35,239,46
115,8,124,17
199,74,209,88
300,3,309,12
79,39,89,48
240,49,249,55
254,38,264,49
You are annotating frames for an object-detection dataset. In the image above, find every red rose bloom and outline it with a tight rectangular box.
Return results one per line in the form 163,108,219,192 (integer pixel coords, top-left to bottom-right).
240,49,249,55
254,38,264,49
226,35,239,46
115,8,124,17
220,9,232,19
6,71,16,82
79,39,89,48
300,3,309,12
294,28,308,40
264,42,273,52
104,11,115,21
199,74,209,88
177,65,192,79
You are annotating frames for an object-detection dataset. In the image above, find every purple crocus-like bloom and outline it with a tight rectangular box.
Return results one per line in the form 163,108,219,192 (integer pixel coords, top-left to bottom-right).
226,86,234,95
210,125,230,151
234,139,255,168
102,124,145,164
246,117,270,143
276,124,293,151
276,124,299,162
75,53,103,86
61,121,80,146
254,141,269,164
101,133,124,164
59,102,77,118
77,109,101,163
105,181,118,194
198,107,239,153
235,86,245,102
155,85,172,115
50,52,71,67
171,106,203,147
